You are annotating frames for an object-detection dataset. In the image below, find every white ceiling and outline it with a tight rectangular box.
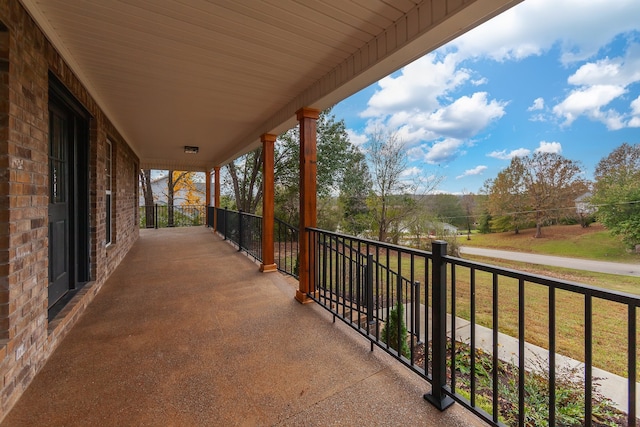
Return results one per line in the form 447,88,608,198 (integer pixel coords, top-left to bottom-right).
20,0,521,171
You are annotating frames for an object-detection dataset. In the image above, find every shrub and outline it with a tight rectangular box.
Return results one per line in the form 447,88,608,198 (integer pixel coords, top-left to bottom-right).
381,302,411,358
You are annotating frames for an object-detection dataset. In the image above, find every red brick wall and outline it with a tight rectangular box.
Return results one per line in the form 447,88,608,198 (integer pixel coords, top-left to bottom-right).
0,0,140,419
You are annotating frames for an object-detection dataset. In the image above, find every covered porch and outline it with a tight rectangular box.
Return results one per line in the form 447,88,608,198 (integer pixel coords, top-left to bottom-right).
2,227,482,426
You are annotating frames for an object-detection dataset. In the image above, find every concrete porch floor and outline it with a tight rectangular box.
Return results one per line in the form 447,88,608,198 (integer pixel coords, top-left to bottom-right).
3,227,486,426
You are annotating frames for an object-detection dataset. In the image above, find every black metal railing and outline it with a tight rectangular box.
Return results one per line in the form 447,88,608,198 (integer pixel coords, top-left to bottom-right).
139,204,206,228
275,218,299,278
306,227,640,427
212,207,262,261
211,207,299,279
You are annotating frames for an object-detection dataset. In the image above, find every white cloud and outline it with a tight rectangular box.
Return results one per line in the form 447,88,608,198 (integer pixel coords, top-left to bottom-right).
358,52,508,162
568,50,640,87
487,148,531,160
535,141,562,154
450,0,640,65
425,139,465,164
346,129,367,147
420,92,507,139
552,42,640,129
553,85,627,128
351,0,640,174
630,96,640,127
528,97,545,111
361,53,469,118
400,166,422,178
456,165,488,179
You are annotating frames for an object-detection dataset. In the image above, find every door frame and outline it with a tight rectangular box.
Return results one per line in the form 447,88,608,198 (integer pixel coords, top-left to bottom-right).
48,74,91,318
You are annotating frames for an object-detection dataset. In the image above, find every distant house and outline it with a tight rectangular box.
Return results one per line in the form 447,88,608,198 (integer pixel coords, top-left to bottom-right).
139,175,206,207
575,192,596,216
427,222,458,238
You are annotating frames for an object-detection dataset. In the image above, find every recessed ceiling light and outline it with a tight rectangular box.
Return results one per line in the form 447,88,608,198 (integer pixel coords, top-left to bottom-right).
184,145,199,154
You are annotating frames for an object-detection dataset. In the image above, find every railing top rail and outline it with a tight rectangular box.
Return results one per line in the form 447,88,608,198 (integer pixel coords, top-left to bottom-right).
307,227,435,259
139,204,205,208
308,226,640,306
320,237,415,285
274,217,299,231
213,207,262,220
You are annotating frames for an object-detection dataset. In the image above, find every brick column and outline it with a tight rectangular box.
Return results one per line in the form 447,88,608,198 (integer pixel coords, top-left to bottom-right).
295,107,320,304
260,134,277,272
214,166,221,231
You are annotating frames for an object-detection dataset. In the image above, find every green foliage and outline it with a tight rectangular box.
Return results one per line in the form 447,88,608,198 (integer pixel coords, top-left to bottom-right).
273,108,365,228
338,150,372,236
219,194,235,210
424,194,466,228
592,143,640,248
484,152,587,237
381,302,410,358
450,342,624,426
477,211,492,234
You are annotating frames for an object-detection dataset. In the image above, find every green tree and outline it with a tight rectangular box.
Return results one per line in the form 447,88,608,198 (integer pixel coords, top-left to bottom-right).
485,152,587,238
274,108,358,223
477,211,492,234
592,143,640,249
483,159,530,234
222,108,361,225
226,148,263,213
338,150,372,235
424,194,465,227
381,302,410,358
366,129,439,243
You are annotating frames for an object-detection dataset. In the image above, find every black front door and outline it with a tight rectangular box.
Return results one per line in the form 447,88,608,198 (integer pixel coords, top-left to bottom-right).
48,103,71,307
48,78,90,313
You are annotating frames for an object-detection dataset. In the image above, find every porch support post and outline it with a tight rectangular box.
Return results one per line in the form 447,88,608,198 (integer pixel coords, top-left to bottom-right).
295,107,320,304
214,166,221,231
205,169,211,226
260,133,277,273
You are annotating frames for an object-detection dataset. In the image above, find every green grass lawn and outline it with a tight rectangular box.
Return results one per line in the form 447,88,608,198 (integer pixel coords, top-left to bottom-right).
454,255,640,378
461,223,640,263
458,227,639,378
378,247,640,378
327,227,639,378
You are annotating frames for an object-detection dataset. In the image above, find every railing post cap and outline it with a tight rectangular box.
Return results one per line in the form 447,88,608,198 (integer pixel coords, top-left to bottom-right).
432,240,448,255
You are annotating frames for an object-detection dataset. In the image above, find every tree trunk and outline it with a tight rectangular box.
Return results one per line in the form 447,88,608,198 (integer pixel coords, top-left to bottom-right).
168,171,175,227
140,169,155,228
534,222,543,238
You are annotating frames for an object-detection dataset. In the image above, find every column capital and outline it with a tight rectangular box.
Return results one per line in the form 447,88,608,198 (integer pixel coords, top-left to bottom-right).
261,133,277,143
296,107,320,121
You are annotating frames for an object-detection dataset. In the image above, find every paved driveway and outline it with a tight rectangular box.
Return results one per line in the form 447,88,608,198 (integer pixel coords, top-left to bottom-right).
459,246,640,277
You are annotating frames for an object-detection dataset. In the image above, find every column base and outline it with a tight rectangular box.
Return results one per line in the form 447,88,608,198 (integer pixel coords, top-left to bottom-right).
259,263,277,273
295,290,316,304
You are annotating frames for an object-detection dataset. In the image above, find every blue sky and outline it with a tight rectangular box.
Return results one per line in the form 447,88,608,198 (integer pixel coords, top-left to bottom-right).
332,0,640,194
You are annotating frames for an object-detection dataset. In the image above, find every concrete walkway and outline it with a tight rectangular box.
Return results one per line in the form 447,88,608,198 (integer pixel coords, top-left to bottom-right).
2,227,484,427
460,246,640,277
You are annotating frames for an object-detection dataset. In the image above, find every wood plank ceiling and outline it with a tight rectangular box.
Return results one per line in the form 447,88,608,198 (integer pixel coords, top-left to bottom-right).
20,0,522,171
